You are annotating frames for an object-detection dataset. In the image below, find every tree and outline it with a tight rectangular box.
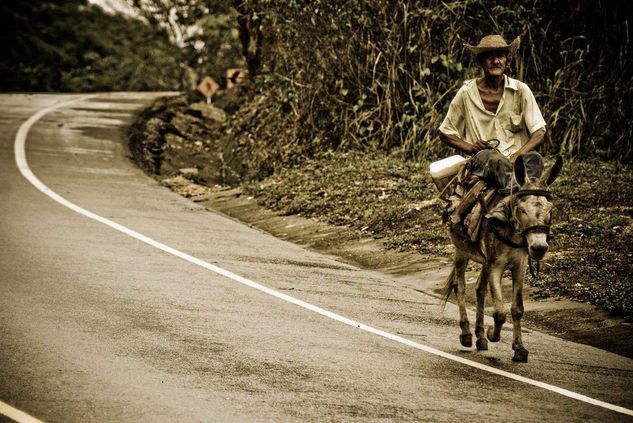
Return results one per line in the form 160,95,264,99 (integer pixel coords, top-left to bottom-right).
127,0,244,82
0,0,183,91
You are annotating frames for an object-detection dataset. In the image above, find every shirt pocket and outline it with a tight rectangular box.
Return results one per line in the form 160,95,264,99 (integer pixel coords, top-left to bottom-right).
503,112,524,133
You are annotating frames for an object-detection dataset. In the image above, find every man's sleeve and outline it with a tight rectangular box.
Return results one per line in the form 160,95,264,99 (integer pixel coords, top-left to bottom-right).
439,88,465,137
522,85,546,135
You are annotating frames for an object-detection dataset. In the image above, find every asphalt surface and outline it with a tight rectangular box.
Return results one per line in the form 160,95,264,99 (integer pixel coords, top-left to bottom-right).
1,93,632,423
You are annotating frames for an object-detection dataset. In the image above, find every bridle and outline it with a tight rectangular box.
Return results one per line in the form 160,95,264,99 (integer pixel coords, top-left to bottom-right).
489,188,553,277
513,188,553,241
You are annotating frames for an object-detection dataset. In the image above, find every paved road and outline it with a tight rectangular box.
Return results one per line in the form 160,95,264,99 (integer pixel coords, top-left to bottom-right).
1,93,632,423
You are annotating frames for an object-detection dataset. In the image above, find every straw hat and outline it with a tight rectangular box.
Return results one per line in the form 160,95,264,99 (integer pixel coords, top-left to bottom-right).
464,35,520,57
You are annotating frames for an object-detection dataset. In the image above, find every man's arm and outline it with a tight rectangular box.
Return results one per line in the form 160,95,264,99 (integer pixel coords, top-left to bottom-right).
439,131,491,155
508,128,545,162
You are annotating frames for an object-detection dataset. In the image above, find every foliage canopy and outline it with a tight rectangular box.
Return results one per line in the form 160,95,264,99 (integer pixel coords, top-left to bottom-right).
1,0,185,92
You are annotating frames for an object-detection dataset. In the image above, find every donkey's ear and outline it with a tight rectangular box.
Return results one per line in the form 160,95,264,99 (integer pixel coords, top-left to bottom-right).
513,154,528,186
542,156,563,186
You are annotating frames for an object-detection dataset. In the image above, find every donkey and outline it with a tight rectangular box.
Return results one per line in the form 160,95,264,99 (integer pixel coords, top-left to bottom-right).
442,154,563,362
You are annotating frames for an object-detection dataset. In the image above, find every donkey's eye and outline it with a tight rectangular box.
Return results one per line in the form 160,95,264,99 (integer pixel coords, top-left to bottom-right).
517,208,527,215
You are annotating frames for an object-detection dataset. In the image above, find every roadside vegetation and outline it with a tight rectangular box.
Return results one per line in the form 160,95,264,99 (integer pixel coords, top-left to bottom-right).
226,0,632,173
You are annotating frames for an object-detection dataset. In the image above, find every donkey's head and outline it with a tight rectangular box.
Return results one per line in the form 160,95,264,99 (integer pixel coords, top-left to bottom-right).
511,155,563,260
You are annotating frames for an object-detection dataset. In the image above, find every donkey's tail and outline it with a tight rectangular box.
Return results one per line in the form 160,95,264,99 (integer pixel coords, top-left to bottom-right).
439,266,457,311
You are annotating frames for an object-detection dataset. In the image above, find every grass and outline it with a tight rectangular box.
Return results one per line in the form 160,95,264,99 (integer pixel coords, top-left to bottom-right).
243,150,449,255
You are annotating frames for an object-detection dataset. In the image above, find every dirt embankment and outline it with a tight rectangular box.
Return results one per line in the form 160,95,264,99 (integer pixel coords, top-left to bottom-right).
128,94,633,359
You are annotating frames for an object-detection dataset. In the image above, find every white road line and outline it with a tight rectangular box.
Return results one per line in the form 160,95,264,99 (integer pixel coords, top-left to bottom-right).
9,95,633,420
0,401,45,423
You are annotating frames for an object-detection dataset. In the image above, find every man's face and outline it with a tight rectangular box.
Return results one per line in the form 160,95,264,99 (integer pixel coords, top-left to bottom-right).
479,50,508,77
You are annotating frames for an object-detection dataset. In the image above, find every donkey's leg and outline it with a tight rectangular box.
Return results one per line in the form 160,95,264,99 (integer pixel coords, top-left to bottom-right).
455,253,472,347
511,260,529,362
486,264,506,343
475,266,489,351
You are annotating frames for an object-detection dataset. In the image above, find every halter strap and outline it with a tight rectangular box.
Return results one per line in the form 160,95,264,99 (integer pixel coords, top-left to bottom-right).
522,224,551,237
515,189,552,200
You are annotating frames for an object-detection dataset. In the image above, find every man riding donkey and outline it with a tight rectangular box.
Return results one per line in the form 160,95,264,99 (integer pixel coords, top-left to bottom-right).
434,34,562,362
437,34,547,240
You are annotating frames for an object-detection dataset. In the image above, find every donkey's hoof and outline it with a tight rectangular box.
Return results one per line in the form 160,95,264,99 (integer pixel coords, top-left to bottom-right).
460,333,473,348
487,326,501,342
476,338,488,351
512,347,529,363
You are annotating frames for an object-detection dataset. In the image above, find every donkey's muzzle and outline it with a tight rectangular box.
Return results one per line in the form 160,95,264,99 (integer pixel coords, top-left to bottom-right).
524,224,551,260
528,242,548,260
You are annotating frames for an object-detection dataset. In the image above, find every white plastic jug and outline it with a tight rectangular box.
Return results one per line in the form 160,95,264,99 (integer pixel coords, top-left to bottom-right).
429,155,466,192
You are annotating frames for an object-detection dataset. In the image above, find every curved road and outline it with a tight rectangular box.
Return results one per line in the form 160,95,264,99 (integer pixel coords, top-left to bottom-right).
1,93,632,422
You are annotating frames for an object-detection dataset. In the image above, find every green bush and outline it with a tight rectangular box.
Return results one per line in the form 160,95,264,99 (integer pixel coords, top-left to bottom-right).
226,0,632,180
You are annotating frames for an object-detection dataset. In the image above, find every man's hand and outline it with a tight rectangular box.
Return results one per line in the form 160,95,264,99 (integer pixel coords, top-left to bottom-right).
470,139,492,154
439,131,492,156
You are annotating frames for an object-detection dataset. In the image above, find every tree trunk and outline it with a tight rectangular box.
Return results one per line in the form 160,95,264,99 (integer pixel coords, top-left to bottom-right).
233,1,261,76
